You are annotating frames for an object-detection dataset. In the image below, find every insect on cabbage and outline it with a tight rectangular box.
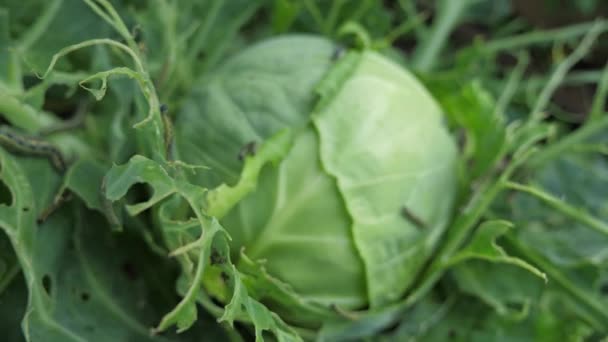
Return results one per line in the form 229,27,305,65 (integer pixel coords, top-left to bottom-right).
0,125,66,172
400,205,428,230
238,141,258,161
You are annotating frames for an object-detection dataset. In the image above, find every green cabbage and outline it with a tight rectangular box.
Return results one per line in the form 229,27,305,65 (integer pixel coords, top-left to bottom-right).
175,35,458,327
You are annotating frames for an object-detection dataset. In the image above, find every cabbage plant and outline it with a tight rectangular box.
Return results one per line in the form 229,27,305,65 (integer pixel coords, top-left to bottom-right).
174,35,458,327
2,1,607,341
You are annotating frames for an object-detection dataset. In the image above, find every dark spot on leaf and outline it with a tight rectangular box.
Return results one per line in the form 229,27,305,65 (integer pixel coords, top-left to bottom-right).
131,25,142,43
0,180,12,206
159,104,168,114
220,272,230,283
467,158,476,171
472,316,484,330
449,329,456,339
84,325,95,332
456,129,467,151
505,301,524,312
81,292,90,301
600,283,608,295
331,46,346,61
128,102,137,118
42,274,52,295
121,261,138,281
22,207,29,212
378,319,400,334
238,141,258,161
210,249,226,265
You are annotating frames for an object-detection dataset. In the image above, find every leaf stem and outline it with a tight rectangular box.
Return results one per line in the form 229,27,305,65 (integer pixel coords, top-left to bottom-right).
523,69,607,89
527,21,604,125
82,0,139,54
0,262,20,294
376,12,428,49
325,0,346,35
588,61,608,123
494,51,529,117
480,19,608,54
503,181,608,237
411,0,477,72
405,148,532,306
528,115,608,167
17,0,63,51
0,93,54,131
303,0,326,35
40,39,145,77
398,0,428,41
506,236,608,331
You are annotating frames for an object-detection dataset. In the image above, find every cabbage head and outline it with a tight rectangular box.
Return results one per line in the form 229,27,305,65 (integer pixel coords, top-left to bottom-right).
175,35,458,328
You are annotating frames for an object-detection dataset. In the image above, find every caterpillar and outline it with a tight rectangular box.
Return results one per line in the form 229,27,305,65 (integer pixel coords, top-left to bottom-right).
37,190,72,223
0,125,66,172
400,206,428,230
160,104,174,160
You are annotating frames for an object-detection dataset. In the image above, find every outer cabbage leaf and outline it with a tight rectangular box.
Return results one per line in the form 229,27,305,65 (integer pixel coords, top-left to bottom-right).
0,149,228,342
14,0,110,74
504,152,608,330
0,272,27,342
174,35,337,188
511,154,608,267
384,292,595,342
0,231,25,341
103,135,301,341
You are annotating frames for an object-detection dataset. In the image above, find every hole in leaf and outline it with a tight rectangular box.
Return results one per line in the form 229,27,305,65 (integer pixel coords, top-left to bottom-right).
81,292,90,302
42,86,83,121
182,204,196,222
128,102,138,119
42,274,52,295
163,197,196,223
378,319,400,334
210,297,224,307
22,75,43,90
125,182,153,207
121,261,138,281
0,180,12,206
505,301,525,312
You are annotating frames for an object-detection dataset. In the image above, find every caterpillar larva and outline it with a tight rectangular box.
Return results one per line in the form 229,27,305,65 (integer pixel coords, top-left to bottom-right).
0,126,66,171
